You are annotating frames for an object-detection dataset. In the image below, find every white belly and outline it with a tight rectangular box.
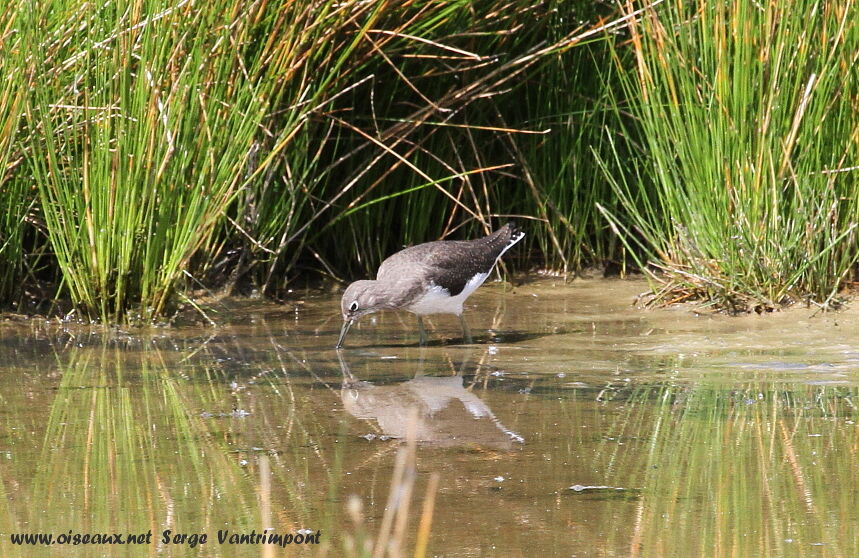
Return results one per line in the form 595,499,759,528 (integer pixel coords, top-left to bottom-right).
405,272,489,316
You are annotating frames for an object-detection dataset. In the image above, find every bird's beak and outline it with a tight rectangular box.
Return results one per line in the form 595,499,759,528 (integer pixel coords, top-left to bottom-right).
336,319,353,349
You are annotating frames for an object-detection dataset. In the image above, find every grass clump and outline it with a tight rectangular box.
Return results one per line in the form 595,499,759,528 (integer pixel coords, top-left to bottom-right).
599,0,859,311
22,0,386,321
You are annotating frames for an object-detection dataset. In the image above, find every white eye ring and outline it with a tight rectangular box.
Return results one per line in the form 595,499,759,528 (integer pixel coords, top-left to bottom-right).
349,301,359,312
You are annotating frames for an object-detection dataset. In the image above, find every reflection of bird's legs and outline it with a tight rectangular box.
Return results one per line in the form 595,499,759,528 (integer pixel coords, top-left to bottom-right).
459,315,473,344
416,343,428,377
456,346,475,377
417,315,428,345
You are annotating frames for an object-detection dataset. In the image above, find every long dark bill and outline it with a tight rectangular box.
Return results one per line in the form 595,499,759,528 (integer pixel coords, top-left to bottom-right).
335,320,353,349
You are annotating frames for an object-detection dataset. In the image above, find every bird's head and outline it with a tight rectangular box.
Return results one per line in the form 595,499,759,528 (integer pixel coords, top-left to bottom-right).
340,280,385,322
337,280,384,348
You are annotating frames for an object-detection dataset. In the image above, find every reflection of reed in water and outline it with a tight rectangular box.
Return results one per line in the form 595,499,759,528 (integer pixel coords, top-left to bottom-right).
16,339,264,544
338,352,523,449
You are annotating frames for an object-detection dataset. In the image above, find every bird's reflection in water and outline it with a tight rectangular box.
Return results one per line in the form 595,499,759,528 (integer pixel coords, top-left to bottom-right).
338,350,523,450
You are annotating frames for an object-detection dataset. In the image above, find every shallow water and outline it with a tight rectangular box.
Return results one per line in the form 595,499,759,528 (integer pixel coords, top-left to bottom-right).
1,278,858,557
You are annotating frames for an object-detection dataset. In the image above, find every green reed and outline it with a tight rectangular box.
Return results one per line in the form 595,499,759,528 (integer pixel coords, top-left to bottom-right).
11,0,607,318
232,0,491,288
2,0,857,321
23,0,349,321
298,1,625,281
499,1,624,273
0,6,31,302
599,0,859,309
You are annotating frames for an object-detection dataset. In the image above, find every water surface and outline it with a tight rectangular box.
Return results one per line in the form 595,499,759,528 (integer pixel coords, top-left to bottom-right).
1,278,857,556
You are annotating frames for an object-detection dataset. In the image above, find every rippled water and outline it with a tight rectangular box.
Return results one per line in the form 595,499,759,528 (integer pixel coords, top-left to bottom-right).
1,278,857,556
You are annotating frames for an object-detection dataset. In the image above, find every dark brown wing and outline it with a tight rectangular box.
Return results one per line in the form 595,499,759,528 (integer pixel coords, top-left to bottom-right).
377,223,521,296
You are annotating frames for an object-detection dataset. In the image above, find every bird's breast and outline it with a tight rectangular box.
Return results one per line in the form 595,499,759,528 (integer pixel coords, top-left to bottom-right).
404,272,489,316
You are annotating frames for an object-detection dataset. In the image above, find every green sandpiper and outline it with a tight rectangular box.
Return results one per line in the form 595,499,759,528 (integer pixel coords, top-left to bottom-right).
336,222,524,348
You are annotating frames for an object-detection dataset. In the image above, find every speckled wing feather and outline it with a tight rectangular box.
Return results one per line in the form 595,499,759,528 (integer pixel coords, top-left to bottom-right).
377,223,520,297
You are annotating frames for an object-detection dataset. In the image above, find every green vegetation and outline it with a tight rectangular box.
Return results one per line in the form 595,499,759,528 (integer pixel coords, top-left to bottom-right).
0,0,856,321
599,0,859,311
0,11,31,302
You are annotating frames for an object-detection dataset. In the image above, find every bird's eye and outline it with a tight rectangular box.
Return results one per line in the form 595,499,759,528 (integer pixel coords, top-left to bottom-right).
349,301,359,312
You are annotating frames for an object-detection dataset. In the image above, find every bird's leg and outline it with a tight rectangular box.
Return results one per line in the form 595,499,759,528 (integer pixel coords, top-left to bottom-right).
417,315,428,345
459,314,473,344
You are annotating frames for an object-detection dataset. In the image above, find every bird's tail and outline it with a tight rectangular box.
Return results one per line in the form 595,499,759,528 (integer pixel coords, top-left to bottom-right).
491,221,525,259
